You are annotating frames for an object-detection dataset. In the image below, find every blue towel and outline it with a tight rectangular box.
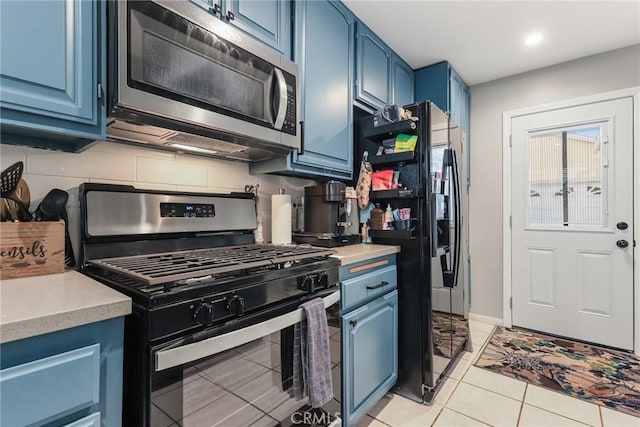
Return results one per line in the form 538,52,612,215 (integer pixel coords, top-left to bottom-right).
292,298,333,407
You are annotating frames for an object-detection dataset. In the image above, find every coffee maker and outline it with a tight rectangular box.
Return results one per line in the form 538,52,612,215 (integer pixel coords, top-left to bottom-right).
293,181,361,247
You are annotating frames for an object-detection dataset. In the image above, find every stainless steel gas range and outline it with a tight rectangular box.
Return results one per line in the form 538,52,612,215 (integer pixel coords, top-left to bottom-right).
79,184,342,427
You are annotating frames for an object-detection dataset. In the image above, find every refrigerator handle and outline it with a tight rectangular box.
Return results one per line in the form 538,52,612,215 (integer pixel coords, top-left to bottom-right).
430,193,438,258
451,149,462,288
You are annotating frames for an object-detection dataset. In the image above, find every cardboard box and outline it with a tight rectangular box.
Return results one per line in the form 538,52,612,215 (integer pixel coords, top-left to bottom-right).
0,220,65,280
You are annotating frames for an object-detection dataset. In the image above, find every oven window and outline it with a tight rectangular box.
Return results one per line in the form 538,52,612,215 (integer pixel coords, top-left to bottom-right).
151,324,341,426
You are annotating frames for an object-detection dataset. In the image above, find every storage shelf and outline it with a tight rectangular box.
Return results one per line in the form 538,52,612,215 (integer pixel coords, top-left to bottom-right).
369,151,417,165
369,229,416,240
370,187,422,199
362,120,417,142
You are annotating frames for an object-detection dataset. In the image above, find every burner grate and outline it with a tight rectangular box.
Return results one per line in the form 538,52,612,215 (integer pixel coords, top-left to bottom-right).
88,244,334,285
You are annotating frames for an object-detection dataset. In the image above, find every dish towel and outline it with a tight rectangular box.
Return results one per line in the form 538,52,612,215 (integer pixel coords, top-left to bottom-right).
292,298,333,407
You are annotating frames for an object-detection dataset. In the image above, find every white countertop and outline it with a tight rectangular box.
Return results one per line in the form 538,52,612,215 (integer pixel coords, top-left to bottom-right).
329,244,400,266
1,270,132,343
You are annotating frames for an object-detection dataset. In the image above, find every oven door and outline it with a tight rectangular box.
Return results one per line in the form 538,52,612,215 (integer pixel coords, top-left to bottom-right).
150,289,341,427
117,0,297,137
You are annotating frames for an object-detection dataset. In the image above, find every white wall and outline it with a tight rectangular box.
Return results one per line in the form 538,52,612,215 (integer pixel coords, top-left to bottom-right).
469,44,640,319
0,141,313,263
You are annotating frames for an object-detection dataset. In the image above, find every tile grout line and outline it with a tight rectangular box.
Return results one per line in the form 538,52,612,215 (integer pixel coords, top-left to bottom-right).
516,383,528,426
598,405,604,427
439,407,493,426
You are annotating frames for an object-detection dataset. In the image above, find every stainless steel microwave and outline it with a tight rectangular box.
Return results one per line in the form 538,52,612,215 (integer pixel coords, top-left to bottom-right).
106,0,299,162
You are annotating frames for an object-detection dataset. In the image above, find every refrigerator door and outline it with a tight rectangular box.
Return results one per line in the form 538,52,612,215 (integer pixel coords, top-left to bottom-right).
428,105,469,389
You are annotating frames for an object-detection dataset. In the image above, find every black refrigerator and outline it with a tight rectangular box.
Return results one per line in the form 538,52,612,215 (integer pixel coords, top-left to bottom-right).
356,101,469,402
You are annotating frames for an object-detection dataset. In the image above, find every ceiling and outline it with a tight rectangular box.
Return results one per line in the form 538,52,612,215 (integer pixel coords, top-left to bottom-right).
342,1,640,86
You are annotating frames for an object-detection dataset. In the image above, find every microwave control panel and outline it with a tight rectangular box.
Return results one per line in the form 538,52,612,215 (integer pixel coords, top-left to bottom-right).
281,71,297,135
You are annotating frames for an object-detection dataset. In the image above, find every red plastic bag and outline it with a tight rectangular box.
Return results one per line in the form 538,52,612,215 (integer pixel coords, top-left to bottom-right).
371,170,394,190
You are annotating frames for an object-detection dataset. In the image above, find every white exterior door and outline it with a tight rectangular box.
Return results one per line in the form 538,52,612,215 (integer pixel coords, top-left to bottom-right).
511,97,634,350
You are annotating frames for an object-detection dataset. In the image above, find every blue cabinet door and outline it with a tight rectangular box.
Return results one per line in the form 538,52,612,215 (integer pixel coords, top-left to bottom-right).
391,55,414,107
449,68,470,136
414,61,469,136
0,0,105,145
249,0,354,179
224,0,291,56
355,22,391,110
291,0,354,177
0,318,124,427
342,290,398,426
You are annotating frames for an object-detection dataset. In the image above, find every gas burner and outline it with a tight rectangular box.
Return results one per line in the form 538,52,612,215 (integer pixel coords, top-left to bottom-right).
88,244,335,285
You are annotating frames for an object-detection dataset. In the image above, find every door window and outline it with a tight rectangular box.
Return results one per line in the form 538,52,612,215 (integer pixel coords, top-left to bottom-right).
527,122,609,229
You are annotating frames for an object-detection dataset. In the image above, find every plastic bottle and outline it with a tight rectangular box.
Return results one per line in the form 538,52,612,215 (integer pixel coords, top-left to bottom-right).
384,204,393,230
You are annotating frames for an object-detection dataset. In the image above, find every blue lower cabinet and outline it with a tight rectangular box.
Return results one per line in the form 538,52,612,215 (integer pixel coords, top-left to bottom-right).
339,254,398,426
0,318,125,427
342,290,398,425
0,0,106,152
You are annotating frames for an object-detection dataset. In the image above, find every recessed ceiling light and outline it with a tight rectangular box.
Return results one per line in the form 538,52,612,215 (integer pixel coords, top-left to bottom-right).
524,32,544,46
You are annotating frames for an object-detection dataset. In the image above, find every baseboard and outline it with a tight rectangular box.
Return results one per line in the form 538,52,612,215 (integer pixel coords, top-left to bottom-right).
469,313,504,326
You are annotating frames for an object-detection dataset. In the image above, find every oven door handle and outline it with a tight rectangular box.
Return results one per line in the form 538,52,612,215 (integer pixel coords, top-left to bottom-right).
154,290,340,371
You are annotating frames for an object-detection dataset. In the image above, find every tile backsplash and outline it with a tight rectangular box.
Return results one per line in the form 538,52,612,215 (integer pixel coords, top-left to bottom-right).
0,141,314,263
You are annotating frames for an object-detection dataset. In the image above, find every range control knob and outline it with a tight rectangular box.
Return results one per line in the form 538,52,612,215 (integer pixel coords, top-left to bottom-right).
297,275,315,292
317,271,329,289
193,302,214,326
226,295,245,317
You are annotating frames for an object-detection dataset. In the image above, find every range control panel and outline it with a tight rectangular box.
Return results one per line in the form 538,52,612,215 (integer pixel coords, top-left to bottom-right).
160,203,216,218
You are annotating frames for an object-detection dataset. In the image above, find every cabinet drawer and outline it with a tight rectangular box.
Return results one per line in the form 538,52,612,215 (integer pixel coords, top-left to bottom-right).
0,344,100,426
342,265,397,310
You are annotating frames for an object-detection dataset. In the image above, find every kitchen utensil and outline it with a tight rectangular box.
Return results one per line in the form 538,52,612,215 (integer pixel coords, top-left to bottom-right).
33,189,69,221
1,179,31,221
0,161,31,221
33,189,75,267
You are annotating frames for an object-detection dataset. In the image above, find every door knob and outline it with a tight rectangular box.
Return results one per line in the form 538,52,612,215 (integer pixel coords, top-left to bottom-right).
617,222,629,230
616,239,629,248
349,320,357,328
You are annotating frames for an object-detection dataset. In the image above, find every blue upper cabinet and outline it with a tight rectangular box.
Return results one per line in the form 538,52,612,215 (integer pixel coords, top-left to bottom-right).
414,61,470,136
189,0,291,56
391,55,414,107
355,21,414,111
355,22,391,110
250,0,355,179
225,0,291,56
0,0,106,152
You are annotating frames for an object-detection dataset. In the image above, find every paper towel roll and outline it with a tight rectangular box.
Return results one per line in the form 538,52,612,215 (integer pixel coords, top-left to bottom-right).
271,193,292,245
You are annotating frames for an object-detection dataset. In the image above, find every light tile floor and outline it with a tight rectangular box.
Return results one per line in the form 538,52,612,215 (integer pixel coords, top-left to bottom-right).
358,320,640,427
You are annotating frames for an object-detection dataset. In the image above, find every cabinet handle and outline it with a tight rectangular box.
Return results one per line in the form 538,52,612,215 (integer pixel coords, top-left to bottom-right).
298,120,305,155
227,11,235,20
213,3,221,15
366,281,389,290
349,320,357,328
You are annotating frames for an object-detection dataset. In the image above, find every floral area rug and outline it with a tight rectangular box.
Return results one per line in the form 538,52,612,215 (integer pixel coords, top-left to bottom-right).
475,327,640,417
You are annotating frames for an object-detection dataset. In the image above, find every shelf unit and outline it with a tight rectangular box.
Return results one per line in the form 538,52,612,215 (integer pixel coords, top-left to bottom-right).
368,229,416,240
369,151,416,166
369,187,422,200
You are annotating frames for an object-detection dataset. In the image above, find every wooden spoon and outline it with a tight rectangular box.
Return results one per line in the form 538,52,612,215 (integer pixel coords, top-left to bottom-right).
0,179,31,221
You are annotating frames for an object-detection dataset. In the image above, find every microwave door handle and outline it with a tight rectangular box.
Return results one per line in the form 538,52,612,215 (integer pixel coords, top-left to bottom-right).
272,68,288,130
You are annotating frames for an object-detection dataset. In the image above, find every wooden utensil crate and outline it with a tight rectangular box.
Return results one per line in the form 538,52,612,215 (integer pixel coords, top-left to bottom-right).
0,220,65,280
